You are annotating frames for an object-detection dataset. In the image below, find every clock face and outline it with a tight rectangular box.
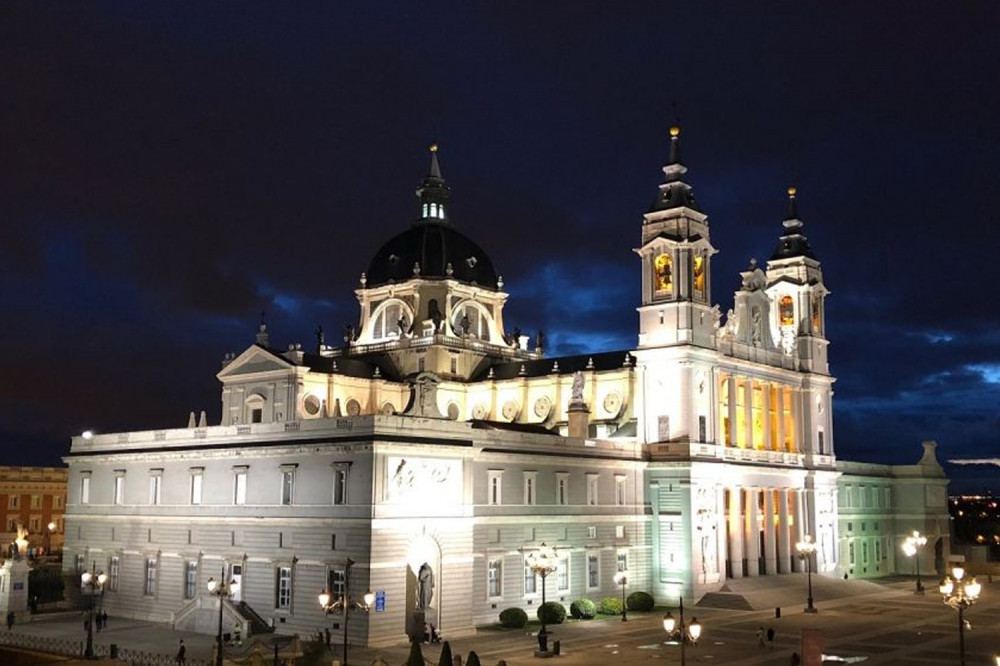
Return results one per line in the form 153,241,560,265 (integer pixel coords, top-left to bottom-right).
534,396,552,419
602,391,622,416
502,400,519,421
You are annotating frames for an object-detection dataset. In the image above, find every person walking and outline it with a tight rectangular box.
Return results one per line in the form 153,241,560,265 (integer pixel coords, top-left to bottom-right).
766,626,775,648
101,610,108,629
756,625,766,648
176,639,187,665
6,611,14,631
790,652,801,666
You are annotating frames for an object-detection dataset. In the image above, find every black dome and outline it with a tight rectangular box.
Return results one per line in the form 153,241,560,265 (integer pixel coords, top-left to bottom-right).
366,223,500,289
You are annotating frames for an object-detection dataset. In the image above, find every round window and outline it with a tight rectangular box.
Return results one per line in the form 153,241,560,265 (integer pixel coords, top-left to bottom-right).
303,395,321,416
346,399,362,416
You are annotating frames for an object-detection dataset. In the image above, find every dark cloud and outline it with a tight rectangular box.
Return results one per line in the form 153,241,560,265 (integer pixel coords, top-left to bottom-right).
2,1,999,492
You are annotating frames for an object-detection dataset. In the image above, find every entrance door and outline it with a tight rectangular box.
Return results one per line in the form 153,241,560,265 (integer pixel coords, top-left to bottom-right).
229,563,243,602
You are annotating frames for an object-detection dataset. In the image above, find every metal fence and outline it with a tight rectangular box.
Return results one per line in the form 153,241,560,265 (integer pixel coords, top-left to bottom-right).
0,630,210,666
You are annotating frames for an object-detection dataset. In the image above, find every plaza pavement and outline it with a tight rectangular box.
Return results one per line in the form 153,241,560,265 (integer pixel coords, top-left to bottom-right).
5,574,1000,665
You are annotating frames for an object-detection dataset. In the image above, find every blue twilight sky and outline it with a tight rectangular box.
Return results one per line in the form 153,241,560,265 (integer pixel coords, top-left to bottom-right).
1,1,998,491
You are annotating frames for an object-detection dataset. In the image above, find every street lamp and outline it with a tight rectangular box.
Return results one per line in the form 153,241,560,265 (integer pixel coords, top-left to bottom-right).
318,558,374,666
207,567,235,666
80,562,107,659
525,543,559,644
613,570,628,621
662,597,701,666
45,521,57,559
939,565,981,666
902,531,928,594
795,534,818,613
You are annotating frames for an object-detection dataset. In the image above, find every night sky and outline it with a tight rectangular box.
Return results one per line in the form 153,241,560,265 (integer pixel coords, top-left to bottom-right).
3,2,999,492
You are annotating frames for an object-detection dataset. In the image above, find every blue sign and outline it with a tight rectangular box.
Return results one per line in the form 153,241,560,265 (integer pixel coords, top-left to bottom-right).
375,589,386,612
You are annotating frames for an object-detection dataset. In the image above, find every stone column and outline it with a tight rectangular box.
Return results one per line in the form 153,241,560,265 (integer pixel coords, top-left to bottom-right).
763,489,777,574
790,387,800,453
743,378,754,449
762,383,773,451
778,489,791,573
727,487,744,579
744,488,760,577
726,374,738,446
776,386,786,452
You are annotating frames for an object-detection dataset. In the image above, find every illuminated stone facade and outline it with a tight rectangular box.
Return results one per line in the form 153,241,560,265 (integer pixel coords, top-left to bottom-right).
62,132,949,645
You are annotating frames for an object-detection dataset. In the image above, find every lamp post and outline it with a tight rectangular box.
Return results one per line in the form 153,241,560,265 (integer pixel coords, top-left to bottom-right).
662,597,701,666
525,543,559,640
44,521,56,560
902,531,928,594
318,558,374,666
207,566,234,666
613,570,628,621
80,562,107,659
795,534,818,613
939,565,981,666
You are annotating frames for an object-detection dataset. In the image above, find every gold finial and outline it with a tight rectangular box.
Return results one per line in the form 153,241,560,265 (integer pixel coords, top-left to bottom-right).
787,186,797,197
669,125,681,138
429,143,438,153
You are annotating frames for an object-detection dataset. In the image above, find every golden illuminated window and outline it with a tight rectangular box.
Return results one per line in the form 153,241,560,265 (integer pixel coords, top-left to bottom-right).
811,299,821,333
693,255,705,293
779,295,794,326
654,254,672,293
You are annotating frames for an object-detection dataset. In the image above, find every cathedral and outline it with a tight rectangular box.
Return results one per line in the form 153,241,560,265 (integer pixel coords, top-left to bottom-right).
62,128,950,646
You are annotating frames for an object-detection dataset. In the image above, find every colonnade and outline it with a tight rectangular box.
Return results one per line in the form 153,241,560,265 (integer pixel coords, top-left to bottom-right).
718,373,798,452
721,486,809,578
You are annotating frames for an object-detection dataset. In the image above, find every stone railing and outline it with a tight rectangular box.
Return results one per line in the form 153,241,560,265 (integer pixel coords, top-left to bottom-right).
0,630,210,666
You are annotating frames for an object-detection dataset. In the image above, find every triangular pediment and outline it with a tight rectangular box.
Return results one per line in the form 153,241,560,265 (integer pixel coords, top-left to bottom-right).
217,345,296,380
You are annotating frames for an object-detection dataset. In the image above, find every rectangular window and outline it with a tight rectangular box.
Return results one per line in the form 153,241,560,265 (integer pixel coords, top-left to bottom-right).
524,558,537,595
557,555,570,592
615,476,626,506
487,559,502,598
329,569,346,602
848,541,855,566
234,468,248,505
488,471,503,506
276,566,292,609
185,561,197,599
30,495,41,509
587,553,599,589
28,516,41,533
523,472,536,506
698,415,707,442
617,551,628,572
587,526,597,539
281,468,295,506
333,467,348,505
81,475,91,505
109,556,120,592
149,474,162,505
190,469,203,505
615,525,626,539
113,474,125,505
75,554,85,573
5,517,16,531
586,474,599,506
251,408,263,423
556,473,569,506
54,495,63,509
7,495,17,509
818,430,825,454
144,558,157,596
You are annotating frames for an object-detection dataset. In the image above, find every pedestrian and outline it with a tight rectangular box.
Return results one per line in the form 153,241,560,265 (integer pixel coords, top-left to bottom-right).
6,611,14,630
84,617,90,634
766,625,775,647
101,610,108,629
756,625,765,648
96,612,103,632
176,639,187,665
324,627,331,647
790,652,801,666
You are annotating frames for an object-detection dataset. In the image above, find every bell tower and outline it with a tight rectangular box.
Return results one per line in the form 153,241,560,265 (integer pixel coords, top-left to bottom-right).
635,125,718,349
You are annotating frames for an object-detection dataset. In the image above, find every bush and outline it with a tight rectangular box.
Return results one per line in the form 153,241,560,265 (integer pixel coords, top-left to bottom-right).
569,598,597,619
599,596,623,615
536,601,567,625
466,651,482,666
627,591,655,612
437,641,453,666
405,641,424,666
498,607,528,628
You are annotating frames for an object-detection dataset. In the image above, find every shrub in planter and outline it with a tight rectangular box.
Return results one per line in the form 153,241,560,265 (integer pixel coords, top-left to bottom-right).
536,601,567,625
498,607,529,628
405,641,424,666
599,596,623,615
626,591,655,612
569,598,597,619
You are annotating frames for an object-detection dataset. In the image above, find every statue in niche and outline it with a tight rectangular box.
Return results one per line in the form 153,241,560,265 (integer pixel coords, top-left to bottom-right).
460,314,471,336
398,316,410,337
751,307,762,346
428,300,443,333
417,563,434,609
725,309,737,335
711,305,722,330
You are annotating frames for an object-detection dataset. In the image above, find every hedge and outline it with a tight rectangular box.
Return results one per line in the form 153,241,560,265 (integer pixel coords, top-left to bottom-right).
536,601,567,625
627,591,655,611
569,598,597,619
499,607,528,628
598,596,623,615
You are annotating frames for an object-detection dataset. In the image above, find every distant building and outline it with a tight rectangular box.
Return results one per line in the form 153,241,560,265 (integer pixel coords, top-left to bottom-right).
62,132,949,645
0,466,68,557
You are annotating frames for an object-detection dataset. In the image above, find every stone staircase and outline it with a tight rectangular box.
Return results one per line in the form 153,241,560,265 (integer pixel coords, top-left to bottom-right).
236,601,273,635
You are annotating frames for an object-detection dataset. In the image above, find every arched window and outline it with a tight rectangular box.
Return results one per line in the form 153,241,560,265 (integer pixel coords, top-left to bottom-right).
693,254,705,295
779,295,794,326
451,302,491,340
812,299,822,334
654,253,673,294
370,300,412,341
